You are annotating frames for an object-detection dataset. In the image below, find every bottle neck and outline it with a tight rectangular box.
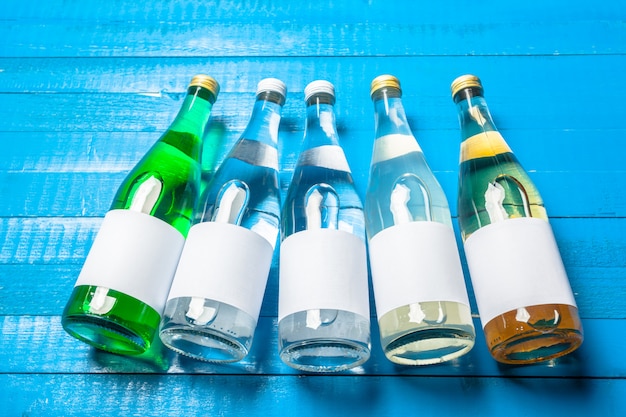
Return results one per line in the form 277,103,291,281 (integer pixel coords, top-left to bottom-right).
304,96,339,147
240,94,284,148
168,86,216,138
454,89,498,138
372,88,413,137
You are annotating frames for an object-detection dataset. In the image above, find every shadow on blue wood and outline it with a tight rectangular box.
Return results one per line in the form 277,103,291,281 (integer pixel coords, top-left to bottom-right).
2,373,624,416
0,316,618,379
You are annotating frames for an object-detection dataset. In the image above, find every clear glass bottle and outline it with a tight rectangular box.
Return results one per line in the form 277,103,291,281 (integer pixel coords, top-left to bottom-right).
365,75,475,365
452,74,583,364
278,80,370,372
62,75,219,355
159,78,286,362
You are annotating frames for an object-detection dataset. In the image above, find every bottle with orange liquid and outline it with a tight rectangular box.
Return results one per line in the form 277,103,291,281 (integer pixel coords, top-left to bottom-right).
451,74,583,364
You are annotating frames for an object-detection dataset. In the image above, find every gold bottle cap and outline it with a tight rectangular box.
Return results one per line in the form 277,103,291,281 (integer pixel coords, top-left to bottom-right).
189,74,220,97
450,74,482,98
370,74,402,97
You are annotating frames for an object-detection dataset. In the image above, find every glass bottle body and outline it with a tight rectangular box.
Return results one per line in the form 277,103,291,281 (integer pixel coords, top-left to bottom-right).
278,92,370,372
160,90,283,362
455,87,583,364
62,84,216,355
365,89,474,365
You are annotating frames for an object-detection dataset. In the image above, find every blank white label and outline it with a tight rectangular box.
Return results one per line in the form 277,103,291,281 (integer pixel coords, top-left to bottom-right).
372,134,422,164
166,222,274,321
75,209,185,315
369,221,470,318
464,217,577,328
278,229,369,321
298,145,351,172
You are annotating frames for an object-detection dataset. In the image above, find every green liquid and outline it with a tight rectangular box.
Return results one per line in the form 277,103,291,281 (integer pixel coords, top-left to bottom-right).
62,285,161,355
458,152,547,240
62,87,214,355
111,130,202,237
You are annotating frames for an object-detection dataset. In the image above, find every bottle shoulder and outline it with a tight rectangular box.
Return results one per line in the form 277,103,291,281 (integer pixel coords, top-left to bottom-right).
227,138,279,170
295,144,351,173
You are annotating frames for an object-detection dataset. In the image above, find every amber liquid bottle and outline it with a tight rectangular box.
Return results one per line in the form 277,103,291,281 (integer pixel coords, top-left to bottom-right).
452,74,583,364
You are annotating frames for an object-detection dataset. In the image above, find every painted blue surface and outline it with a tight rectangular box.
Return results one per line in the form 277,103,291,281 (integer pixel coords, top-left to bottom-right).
0,1,625,415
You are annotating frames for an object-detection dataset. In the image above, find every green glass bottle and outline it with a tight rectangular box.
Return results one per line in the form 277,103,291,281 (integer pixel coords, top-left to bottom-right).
62,75,219,355
452,74,583,364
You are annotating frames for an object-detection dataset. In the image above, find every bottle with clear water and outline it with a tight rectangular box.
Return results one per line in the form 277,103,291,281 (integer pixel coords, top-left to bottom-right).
278,80,370,372
365,75,474,365
159,78,286,362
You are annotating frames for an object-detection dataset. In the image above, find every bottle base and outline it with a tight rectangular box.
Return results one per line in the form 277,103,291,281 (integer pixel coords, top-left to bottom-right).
383,328,475,366
62,286,160,355
484,304,584,364
278,309,371,372
159,297,255,363
378,301,475,365
63,315,149,356
159,327,248,363
279,339,370,373
490,331,583,365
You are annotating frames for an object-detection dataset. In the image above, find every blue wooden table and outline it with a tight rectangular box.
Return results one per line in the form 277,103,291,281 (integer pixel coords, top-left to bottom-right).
1,1,625,415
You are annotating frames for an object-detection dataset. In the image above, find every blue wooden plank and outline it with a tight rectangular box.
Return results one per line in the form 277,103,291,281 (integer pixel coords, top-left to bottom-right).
2,0,624,24
0,56,623,99
3,373,624,417
0,316,620,379
1,20,625,58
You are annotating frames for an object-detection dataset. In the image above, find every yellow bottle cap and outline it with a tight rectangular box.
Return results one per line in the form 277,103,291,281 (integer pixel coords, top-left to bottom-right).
450,74,482,98
189,74,220,98
370,74,402,98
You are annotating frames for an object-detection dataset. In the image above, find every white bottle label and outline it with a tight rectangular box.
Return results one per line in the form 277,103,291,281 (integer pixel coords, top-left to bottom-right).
278,229,370,321
298,145,351,172
464,217,577,328
230,139,278,170
369,222,470,318
166,222,274,321
372,134,422,164
75,209,185,315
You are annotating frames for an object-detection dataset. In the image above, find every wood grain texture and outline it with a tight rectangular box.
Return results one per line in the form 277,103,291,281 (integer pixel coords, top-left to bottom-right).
1,0,625,58
2,21,625,58
3,374,624,417
2,0,623,23
0,0,624,415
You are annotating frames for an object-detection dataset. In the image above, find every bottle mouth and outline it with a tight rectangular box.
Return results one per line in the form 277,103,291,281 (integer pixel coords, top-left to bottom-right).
304,80,335,101
189,74,220,98
257,78,287,99
451,74,483,99
370,74,402,98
